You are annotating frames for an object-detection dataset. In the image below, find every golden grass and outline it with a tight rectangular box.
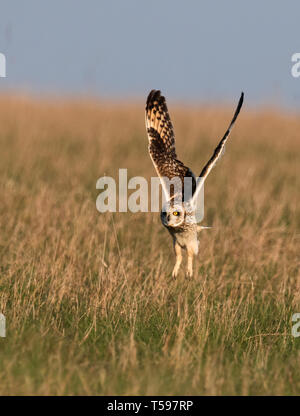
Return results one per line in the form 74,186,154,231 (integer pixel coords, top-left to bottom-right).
0,94,299,395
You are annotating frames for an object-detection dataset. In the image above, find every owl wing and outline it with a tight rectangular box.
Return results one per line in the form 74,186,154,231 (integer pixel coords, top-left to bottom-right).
145,90,196,201
191,92,244,206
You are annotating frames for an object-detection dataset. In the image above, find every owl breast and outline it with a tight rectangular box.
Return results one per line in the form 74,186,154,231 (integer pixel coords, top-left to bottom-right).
168,226,198,254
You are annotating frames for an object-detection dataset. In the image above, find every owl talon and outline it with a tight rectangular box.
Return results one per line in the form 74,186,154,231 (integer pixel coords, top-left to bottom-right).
172,242,182,279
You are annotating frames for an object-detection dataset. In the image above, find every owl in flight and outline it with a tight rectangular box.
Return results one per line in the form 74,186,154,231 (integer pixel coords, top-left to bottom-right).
145,89,244,278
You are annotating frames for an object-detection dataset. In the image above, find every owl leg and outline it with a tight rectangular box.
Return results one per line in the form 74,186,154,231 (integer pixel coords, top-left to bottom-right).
172,241,182,278
186,249,194,278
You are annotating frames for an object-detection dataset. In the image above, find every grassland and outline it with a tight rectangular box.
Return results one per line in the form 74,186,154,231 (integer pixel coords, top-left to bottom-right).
0,94,299,395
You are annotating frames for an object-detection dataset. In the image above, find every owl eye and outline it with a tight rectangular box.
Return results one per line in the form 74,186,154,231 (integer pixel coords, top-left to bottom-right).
173,211,179,216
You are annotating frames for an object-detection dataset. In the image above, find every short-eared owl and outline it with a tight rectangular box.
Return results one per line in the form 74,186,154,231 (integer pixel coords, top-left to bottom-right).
145,90,244,277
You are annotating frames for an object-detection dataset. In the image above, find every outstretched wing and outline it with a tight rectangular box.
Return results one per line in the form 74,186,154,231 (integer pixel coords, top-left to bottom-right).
192,92,244,205
145,90,196,201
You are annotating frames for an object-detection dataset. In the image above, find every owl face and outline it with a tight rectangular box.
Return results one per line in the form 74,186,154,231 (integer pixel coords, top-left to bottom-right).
161,203,185,228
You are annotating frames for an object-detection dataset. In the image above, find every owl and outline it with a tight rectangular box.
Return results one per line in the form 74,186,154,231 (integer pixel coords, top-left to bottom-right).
145,89,244,278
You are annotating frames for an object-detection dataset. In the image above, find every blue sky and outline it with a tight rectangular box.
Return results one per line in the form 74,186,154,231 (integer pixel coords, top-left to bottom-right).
0,0,300,108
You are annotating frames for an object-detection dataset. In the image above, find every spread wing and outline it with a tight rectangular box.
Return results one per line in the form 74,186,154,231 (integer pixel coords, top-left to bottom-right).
192,92,244,205
145,90,196,201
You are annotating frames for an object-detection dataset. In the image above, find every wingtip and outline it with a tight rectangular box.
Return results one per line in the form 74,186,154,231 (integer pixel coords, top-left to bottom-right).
146,89,163,110
235,91,244,114
147,89,161,99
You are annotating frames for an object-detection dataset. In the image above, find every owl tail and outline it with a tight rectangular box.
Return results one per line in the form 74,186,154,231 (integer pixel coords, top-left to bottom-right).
197,225,212,232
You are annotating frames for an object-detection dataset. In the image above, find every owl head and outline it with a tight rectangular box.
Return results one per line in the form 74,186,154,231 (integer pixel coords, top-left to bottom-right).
161,203,185,228
161,200,197,228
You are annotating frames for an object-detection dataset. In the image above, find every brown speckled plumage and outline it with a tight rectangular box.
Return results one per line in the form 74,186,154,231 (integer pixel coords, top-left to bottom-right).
146,90,196,200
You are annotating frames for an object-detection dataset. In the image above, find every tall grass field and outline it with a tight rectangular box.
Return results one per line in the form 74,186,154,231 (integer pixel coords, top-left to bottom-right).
0,95,299,395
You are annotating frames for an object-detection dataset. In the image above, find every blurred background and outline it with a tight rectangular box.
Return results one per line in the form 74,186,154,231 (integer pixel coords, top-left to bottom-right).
0,1,299,396
0,0,300,108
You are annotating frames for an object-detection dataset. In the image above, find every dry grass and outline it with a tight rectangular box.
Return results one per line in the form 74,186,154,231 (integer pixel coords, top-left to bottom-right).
0,94,299,395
